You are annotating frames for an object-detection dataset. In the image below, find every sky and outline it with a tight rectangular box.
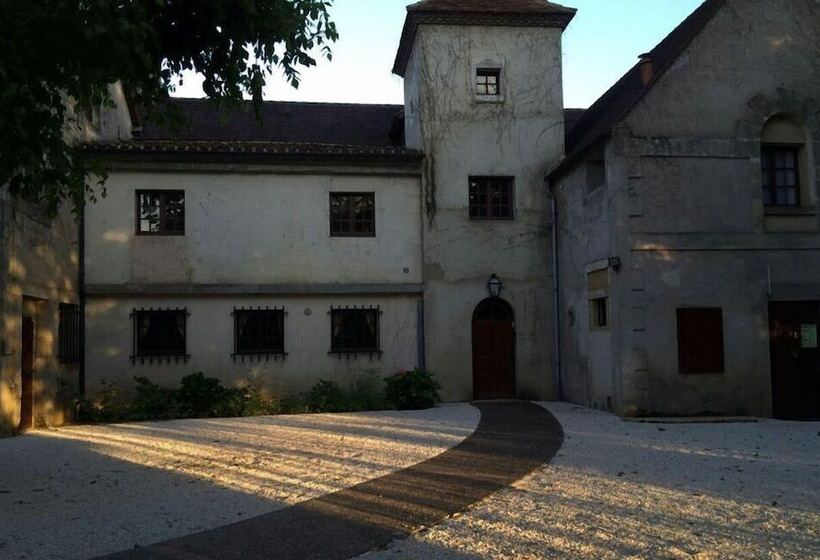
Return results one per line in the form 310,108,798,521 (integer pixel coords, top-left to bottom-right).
172,0,704,109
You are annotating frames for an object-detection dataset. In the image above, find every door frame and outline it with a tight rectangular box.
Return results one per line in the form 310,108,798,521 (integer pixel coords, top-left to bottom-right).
19,316,35,432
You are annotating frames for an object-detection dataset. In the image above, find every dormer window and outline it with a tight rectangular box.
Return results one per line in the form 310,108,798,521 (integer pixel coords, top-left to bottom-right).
476,68,501,97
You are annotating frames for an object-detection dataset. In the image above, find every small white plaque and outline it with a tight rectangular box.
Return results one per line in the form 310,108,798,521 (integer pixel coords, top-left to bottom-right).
800,324,817,349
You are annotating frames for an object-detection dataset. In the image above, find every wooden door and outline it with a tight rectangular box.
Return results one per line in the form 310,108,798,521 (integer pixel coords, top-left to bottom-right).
769,302,820,420
19,317,34,431
472,298,516,400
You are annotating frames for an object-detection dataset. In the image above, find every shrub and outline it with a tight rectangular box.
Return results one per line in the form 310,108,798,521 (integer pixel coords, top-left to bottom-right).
175,372,245,418
240,381,281,417
385,369,440,410
348,369,389,412
74,381,128,423
306,380,348,413
131,376,177,420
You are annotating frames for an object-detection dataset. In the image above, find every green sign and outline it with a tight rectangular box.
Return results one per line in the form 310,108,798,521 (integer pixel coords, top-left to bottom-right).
800,324,818,349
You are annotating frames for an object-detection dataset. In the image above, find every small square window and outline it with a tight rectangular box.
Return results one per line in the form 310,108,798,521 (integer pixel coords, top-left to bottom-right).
677,308,725,374
132,309,188,362
469,177,514,220
330,193,375,237
330,308,380,355
476,68,501,96
136,190,185,235
233,309,286,358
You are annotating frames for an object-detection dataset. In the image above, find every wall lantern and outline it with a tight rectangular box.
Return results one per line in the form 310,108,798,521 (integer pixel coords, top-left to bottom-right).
608,257,622,272
487,274,503,298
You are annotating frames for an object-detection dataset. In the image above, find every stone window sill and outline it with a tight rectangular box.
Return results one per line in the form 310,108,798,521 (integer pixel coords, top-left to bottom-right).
763,206,817,217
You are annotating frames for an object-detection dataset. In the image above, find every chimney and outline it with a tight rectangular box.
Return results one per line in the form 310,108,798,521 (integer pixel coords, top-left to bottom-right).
638,53,654,86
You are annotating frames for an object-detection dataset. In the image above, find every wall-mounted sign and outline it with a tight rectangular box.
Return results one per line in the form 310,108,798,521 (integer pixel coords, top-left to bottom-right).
800,324,817,349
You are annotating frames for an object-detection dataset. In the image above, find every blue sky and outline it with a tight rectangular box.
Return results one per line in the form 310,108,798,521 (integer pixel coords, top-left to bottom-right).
173,0,704,109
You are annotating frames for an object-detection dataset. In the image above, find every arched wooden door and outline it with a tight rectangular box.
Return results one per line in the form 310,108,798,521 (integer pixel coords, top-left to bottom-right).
472,298,516,400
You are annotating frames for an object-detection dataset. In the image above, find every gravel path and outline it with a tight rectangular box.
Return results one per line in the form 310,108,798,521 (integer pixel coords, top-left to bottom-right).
361,403,820,560
0,405,479,560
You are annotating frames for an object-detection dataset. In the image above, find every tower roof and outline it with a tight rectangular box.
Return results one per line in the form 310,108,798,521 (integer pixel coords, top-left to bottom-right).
393,0,576,76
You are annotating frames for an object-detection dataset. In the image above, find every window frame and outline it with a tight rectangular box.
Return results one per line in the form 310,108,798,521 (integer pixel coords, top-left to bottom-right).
130,308,189,364
468,176,515,220
232,307,287,361
135,189,186,236
475,67,501,97
329,306,382,358
676,307,725,375
329,192,376,238
58,303,80,364
761,144,802,208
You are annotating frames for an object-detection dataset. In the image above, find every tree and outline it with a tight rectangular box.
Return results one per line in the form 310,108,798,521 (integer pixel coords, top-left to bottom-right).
0,1,338,214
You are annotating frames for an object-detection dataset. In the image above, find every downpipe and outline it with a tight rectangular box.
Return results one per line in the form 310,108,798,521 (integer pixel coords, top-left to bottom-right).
549,183,563,402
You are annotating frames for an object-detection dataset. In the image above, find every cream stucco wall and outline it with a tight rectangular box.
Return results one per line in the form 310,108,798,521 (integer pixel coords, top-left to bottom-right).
85,294,420,396
86,171,422,286
405,24,566,401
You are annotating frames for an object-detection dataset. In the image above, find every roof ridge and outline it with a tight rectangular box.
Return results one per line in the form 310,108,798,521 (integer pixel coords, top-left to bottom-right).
164,97,404,109
556,0,727,176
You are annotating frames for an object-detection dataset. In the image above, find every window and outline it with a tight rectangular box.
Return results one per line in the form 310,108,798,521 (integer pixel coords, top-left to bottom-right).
760,115,808,209
330,193,375,237
762,146,800,207
587,268,609,330
469,177,514,220
476,68,500,96
58,303,80,364
677,308,725,374
137,190,185,235
131,308,188,363
330,307,381,356
233,308,286,360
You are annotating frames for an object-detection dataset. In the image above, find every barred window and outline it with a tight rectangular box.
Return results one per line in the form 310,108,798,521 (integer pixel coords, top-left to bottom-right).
469,176,514,220
131,308,188,363
137,190,185,235
233,308,286,360
330,193,375,237
330,307,381,356
58,303,80,364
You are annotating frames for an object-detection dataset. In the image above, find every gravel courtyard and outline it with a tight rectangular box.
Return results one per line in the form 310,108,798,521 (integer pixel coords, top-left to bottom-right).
363,403,820,560
1,403,818,560
0,405,479,560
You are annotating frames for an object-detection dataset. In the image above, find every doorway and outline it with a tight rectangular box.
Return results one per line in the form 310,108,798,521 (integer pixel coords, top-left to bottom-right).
19,316,34,432
769,301,820,420
472,298,516,400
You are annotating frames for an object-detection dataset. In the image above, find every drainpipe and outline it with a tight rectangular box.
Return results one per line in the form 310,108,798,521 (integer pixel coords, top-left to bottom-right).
549,180,563,402
417,299,426,373
78,200,86,396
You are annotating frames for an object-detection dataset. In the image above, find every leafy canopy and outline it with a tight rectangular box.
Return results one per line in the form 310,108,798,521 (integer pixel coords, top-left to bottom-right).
0,1,337,214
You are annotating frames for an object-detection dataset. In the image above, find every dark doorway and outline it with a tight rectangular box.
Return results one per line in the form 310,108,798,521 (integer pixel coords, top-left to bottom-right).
472,298,516,400
19,316,35,432
769,301,820,420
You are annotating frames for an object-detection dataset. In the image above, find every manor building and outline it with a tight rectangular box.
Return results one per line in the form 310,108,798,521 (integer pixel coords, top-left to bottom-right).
3,0,818,434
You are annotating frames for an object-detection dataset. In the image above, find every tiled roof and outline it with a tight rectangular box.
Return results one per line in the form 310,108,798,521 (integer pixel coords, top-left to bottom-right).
133,98,405,146
84,140,422,163
393,0,576,76
551,0,726,179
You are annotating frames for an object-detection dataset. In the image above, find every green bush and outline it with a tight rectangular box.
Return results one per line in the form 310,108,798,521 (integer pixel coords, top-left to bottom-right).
131,376,177,420
174,372,245,418
74,381,128,423
348,369,389,412
240,381,281,417
306,380,348,413
384,369,441,410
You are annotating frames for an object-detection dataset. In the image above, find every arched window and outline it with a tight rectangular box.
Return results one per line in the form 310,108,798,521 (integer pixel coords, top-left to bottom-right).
761,115,807,208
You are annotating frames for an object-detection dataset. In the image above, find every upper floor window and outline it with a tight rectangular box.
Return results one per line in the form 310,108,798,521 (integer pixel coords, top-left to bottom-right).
476,68,501,97
233,308,286,360
330,193,375,237
131,308,189,363
137,190,185,235
469,176,514,220
761,115,808,209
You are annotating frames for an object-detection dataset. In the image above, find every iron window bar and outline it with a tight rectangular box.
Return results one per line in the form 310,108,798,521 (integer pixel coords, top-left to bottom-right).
231,306,288,362
130,307,191,364
58,303,81,364
328,305,383,360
